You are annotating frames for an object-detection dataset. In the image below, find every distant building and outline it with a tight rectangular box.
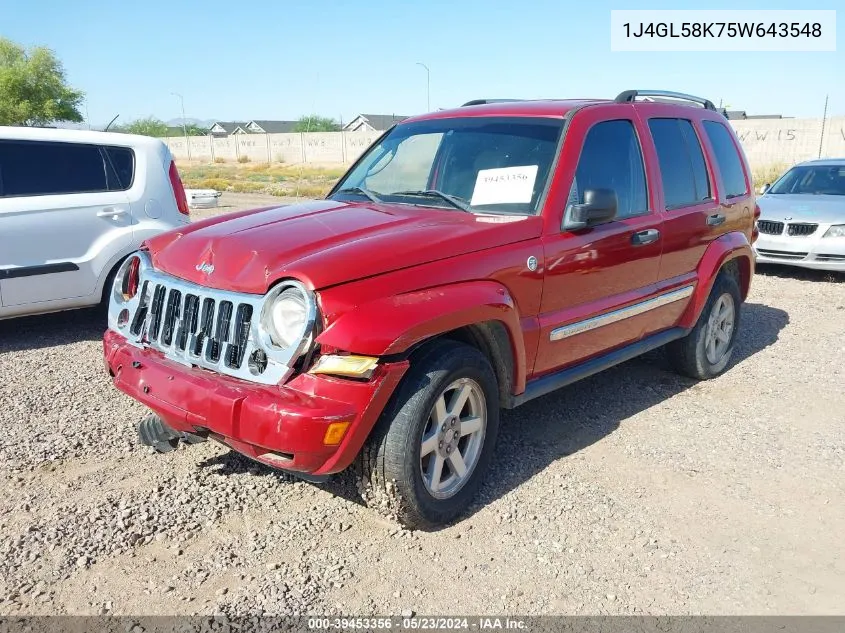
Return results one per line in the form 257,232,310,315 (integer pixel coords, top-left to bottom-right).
210,120,299,136
343,114,408,132
209,121,248,137
722,110,788,120
235,120,299,134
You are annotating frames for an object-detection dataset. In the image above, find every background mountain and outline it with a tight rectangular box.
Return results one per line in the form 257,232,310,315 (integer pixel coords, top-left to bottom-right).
166,117,216,128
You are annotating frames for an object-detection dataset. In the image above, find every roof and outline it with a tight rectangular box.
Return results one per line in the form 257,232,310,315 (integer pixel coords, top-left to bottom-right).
405,97,743,124
798,158,845,166
407,99,605,123
348,114,409,130
210,121,247,134
248,120,298,133
0,125,167,149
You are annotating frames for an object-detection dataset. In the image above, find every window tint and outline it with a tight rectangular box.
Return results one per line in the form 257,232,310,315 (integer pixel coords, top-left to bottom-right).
0,141,108,197
702,121,748,198
338,117,564,214
648,119,711,208
105,146,135,190
361,133,443,194
768,164,845,196
680,122,710,201
568,119,648,220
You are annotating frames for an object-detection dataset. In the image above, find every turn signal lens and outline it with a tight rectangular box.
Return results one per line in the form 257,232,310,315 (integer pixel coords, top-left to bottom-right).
323,421,351,446
121,256,140,301
310,355,378,378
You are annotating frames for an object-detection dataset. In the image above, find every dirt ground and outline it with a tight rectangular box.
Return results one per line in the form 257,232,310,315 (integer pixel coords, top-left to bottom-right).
0,196,843,616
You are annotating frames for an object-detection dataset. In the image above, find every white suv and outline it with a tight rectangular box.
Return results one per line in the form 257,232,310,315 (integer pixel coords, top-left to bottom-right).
0,127,191,319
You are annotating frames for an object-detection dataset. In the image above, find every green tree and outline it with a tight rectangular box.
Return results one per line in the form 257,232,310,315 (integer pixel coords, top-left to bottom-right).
184,124,209,136
0,37,84,126
294,115,341,132
120,117,169,137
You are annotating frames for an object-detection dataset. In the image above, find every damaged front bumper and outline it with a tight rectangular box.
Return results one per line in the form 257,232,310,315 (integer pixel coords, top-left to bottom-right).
103,329,408,475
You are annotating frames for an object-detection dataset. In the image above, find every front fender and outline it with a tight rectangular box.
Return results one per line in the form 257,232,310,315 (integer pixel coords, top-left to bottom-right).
678,231,754,329
317,280,526,391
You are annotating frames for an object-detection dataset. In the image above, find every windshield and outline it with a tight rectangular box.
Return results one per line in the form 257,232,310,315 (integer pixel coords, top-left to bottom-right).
768,164,845,196
331,116,564,214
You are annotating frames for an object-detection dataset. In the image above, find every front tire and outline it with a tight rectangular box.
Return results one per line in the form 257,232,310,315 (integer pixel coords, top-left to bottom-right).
666,271,742,380
361,339,500,529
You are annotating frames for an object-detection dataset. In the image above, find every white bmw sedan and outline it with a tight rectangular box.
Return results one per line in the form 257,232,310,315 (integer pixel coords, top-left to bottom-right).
755,159,845,271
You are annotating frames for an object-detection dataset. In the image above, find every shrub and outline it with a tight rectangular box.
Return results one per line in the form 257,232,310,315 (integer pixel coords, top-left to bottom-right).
237,155,251,163
229,181,266,193
751,163,789,189
192,178,230,191
213,157,227,164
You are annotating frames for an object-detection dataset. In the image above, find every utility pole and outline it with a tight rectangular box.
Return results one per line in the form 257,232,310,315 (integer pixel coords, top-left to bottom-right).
416,62,430,112
171,92,191,160
818,94,829,159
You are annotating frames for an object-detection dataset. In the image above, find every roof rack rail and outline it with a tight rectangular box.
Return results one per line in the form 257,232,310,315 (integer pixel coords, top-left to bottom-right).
615,90,716,111
461,99,526,107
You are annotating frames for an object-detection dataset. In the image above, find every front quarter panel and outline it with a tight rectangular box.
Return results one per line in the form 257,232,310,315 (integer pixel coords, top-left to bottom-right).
317,280,529,393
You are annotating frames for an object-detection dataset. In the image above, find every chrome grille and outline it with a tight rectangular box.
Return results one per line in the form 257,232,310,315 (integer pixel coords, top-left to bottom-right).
787,223,818,237
756,220,784,235
109,252,314,386
131,280,257,374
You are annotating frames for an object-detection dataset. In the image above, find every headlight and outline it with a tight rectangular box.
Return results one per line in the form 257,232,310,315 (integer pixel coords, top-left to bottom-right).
823,225,845,238
260,283,315,350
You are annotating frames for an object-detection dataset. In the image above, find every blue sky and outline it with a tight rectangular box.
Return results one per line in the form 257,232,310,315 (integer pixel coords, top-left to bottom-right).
1,0,841,124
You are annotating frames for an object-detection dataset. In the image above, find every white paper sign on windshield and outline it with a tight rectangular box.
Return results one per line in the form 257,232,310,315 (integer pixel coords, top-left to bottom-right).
470,165,538,206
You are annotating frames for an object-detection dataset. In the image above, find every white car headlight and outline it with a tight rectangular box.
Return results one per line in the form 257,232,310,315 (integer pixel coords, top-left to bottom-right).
823,225,845,238
259,282,316,350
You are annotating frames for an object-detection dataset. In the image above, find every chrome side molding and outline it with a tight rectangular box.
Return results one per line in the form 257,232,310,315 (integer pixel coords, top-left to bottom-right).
550,285,695,341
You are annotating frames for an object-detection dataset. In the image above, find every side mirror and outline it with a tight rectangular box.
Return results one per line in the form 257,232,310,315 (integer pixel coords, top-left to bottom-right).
564,188,618,231
759,183,770,194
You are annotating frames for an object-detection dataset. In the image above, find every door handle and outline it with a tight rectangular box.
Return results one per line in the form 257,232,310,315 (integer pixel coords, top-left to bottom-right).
97,207,127,218
631,229,660,246
707,213,726,226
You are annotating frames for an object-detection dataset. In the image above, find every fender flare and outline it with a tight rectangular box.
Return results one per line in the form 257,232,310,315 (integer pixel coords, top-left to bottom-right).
678,231,754,329
317,280,527,393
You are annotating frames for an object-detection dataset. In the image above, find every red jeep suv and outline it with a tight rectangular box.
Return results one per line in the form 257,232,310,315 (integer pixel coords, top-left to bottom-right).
104,90,758,528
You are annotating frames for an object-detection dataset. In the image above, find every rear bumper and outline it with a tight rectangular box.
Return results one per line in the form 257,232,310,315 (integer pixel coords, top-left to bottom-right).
103,329,408,475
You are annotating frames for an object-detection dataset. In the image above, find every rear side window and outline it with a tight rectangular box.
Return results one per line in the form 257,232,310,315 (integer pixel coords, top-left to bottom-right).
568,119,648,219
104,146,135,190
702,121,748,198
0,140,133,197
648,119,711,209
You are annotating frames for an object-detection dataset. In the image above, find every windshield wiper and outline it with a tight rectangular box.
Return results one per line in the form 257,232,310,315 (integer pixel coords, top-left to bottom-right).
332,186,382,203
392,190,472,212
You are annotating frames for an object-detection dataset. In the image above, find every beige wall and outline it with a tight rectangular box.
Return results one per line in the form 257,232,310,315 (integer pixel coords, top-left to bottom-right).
729,117,845,167
164,118,845,168
164,131,381,164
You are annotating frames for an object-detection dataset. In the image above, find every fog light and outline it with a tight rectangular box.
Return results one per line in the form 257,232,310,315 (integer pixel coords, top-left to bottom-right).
117,309,130,327
248,349,268,375
323,421,351,446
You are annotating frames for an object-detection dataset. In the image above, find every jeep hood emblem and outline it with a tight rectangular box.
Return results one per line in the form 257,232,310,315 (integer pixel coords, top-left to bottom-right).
195,262,214,274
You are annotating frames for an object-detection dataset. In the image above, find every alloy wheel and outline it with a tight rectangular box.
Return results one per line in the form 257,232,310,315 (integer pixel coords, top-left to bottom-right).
704,293,736,365
419,378,487,499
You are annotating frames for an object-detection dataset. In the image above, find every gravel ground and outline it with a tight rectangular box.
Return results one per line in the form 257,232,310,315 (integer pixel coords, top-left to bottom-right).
1,196,843,615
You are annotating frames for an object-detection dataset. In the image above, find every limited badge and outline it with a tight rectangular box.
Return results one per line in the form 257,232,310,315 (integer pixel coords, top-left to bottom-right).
527,256,538,271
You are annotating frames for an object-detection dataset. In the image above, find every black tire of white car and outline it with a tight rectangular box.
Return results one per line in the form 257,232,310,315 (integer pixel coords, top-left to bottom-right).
360,339,500,529
666,270,742,380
